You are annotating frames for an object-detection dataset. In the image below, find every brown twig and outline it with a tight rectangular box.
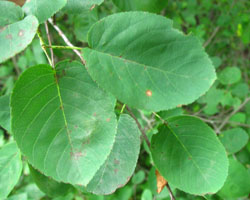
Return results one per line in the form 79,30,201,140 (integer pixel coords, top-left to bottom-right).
203,26,220,48
217,97,250,133
126,106,151,148
126,107,176,200
48,18,86,65
44,21,54,67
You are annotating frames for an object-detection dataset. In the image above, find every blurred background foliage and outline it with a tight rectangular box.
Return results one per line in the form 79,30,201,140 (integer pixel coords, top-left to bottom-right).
0,0,250,199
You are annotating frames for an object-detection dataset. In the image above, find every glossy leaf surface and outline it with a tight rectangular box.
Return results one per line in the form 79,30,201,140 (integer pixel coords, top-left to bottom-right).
0,1,24,26
0,15,38,63
11,61,117,186
0,142,23,199
86,114,140,195
151,116,228,194
83,12,216,111
22,0,67,23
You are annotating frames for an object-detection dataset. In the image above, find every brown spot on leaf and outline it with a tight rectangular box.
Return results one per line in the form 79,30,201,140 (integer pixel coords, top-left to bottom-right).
175,124,179,127
106,118,110,122
18,30,24,37
6,34,12,40
177,104,182,108
74,125,78,129
0,26,7,33
71,151,83,160
93,112,97,117
146,90,152,97
90,4,96,10
188,157,192,160
155,170,167,194
114,168,118,174
114,159,120,165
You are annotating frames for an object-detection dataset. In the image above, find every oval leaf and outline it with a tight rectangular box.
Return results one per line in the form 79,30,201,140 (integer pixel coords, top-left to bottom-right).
11,61,117,186
151,116,228,195
0,142,23,199
112,0,167,13
218,158,250,198
83,12,216,111
0,15,38,63
23,0,67,23
0,95,11,133
86,114,140,195
0,1,24,26
219,128,249,154
29,165,73,197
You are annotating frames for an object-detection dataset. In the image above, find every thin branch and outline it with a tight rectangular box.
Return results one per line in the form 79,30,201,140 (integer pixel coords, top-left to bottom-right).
48,18,86,65
36,29,53,66
126,106,151,148
217,97,250,132
166,183,176,200
43,45,82,50
203,26,220,48
127,107,176,200
44,21,54,68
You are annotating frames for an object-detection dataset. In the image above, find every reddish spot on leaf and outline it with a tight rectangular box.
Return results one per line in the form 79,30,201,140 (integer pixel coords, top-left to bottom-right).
155,170,167,194
114,168,118,174
0,27,6,33
93,112,97,117
6,34,12,40
146,90,152,97
106,118,110,122
114,159,120,165
71,151,83,160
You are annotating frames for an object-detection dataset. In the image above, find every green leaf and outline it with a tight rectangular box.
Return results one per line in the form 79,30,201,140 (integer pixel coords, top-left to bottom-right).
229,112,246,124
112,0,167,13
218,67,241,85
0,15,38,63
151,115,228,195
231,82,249,98
86,114,140,195
11,61,117,186
218,158,250,198
0,95,11,133
0,1,24,26
29,165,73,197
63,0,104,14
22,0,67,23
0,142,23,199
141,189,153,200
132,170,146,185
83,12,216,111
219,128,249,154
74,8,99,42
7,193,27,200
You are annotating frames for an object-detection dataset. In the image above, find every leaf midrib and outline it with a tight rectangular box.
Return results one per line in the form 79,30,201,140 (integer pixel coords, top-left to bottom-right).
165,123,213,189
